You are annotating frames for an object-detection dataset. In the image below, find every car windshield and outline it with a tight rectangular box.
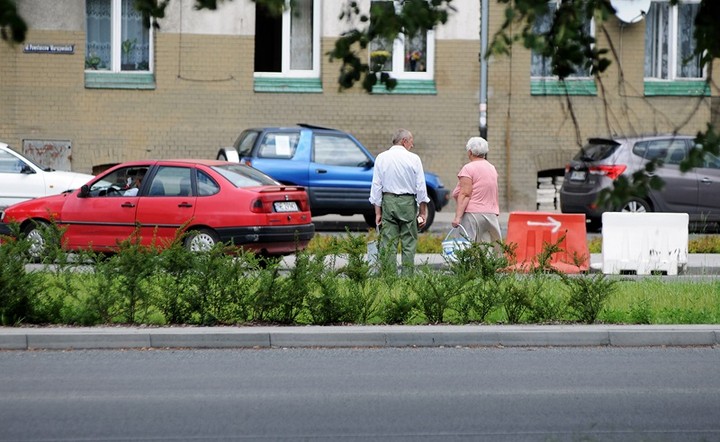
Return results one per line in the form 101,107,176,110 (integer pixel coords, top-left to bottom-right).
574,140,620,162
212,164,280,187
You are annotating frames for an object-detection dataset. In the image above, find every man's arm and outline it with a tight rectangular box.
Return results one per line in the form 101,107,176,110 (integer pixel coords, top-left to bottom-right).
417,201,428,228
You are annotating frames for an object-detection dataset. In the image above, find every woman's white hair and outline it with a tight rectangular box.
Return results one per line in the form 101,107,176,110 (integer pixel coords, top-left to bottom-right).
466,137,489,157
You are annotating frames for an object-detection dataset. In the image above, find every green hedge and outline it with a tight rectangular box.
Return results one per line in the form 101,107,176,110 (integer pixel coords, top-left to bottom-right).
2,225,719,327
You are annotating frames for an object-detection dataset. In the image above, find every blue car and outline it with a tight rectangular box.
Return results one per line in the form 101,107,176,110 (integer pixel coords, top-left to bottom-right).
217,124,450,230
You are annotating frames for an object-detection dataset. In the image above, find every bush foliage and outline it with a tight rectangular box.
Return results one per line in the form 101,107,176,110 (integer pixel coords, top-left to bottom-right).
1,227,719,327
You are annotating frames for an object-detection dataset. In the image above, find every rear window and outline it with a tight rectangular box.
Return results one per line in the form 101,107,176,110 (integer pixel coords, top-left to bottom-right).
234,131,259,157
212,164,280,187
573,140,620,161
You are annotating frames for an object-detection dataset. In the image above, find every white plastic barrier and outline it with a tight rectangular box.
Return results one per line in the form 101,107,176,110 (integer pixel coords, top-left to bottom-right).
601,212,689,275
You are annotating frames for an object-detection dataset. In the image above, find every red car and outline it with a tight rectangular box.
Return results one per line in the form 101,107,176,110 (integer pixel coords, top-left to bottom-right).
0,159,314,256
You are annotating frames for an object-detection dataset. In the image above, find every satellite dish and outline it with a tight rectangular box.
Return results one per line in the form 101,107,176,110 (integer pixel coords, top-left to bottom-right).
611,0,651,24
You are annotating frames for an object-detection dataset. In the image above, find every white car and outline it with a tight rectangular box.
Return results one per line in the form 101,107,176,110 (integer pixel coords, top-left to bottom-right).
0,142,94,210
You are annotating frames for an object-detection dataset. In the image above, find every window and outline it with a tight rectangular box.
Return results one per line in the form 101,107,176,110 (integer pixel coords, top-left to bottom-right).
530,1,592,79
368,0,435,81
149,167,193,197
234,131,260,157
644,0,702,80
0,150,26,173
86,0,152,72
633,139,689,162
529,0,596,95
254,0,320,78
197,170,220,196
257,133,301,159
313,135,370,167
89,166,148,197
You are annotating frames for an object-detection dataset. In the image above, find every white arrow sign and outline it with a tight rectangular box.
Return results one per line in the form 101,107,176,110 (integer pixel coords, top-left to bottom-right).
527,216,562,233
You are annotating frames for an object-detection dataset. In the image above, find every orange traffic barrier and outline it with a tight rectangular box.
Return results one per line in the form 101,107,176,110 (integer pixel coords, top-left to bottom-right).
504,212,589,273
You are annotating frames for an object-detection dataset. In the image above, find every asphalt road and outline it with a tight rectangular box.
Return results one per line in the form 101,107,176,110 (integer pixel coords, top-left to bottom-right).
1,346,718,441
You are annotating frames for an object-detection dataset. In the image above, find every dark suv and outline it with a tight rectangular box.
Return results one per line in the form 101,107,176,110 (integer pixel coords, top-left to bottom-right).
217,124,450,230
560,135,720,230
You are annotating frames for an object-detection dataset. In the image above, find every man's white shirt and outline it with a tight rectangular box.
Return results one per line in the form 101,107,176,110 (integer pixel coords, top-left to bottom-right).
369,145,430,206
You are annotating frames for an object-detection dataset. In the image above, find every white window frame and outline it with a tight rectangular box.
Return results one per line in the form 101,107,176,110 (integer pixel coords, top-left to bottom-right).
254,0,321,79
369,0,435,81
85,0,154,73
644,0,704,81
530,0,594,80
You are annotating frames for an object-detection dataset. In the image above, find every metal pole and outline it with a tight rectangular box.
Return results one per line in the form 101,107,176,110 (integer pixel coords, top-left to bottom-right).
479,0,489,139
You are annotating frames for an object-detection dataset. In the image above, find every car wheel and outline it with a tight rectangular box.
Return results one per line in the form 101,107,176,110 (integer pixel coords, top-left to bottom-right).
619,197,651,214
586,218,602,233
22,220,50,261
184,228,221,252
363,212,377,228
420,199,436,233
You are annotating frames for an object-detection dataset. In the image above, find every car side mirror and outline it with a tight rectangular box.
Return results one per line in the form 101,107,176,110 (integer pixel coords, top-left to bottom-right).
79,185,90,198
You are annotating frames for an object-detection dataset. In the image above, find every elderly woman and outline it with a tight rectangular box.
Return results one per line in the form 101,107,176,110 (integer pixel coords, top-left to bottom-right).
451,136,502,248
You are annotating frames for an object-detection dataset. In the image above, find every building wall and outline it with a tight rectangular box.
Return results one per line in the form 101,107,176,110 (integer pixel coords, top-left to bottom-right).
2,0,718,214
1,8,480,202
485,2,720,211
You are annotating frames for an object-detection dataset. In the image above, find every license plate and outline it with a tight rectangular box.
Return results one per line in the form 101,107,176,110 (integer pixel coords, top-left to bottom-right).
274,201,299,212
570,171,586,181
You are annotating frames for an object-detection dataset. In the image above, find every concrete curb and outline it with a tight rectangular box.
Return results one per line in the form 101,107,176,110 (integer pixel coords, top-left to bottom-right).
1,325,718,350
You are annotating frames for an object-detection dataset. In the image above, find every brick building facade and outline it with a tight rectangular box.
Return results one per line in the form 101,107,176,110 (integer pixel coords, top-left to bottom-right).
1,0,717,213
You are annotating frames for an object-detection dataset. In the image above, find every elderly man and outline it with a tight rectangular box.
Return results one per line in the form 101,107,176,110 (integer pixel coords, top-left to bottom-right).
369,128,429,274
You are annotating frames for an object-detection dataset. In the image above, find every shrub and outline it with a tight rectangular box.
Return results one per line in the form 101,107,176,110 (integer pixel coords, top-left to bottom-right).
562,273,619,324
0,226,44,325
499,275,542,324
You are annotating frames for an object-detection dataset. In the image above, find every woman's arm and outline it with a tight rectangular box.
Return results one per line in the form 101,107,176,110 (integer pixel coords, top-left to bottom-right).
452,176,472,227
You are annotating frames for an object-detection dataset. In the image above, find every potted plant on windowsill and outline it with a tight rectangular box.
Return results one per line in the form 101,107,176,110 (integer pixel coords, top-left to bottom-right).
121,38,137,71
370,50,391,73
85,53,102,70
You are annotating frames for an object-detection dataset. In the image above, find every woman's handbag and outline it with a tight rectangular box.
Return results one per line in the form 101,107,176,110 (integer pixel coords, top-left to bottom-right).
442,225,471,262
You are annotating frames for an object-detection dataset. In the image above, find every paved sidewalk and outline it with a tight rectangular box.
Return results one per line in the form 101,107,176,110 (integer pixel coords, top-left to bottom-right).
311,211,720,275
1,325,719,350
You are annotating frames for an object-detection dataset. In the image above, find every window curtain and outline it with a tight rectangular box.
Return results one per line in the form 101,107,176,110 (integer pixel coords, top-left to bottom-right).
369,1,394,72
289,0,313,70
121,0,150,70
530,2,555,77
86,0,111,70
677,2,701,78
404,32,427,72
644,2,670,78
530,1,590,78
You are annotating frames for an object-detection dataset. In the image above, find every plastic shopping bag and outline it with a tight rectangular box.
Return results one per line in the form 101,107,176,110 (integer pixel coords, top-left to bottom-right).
367,226,380,267
442,225,471,262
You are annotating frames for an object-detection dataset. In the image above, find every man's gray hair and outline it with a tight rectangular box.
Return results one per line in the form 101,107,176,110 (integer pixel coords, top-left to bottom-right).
393,128,412,145
466,137,489,157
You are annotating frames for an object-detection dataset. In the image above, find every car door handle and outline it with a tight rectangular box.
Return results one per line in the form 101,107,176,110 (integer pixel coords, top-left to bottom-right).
315,169,327,174
701,177,713,184
178,202,193,208
121,202,136,208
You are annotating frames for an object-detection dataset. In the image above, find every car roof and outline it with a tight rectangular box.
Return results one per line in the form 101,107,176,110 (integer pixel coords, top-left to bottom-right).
107,159,232,169
245,124,346,133
590,134,695,143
